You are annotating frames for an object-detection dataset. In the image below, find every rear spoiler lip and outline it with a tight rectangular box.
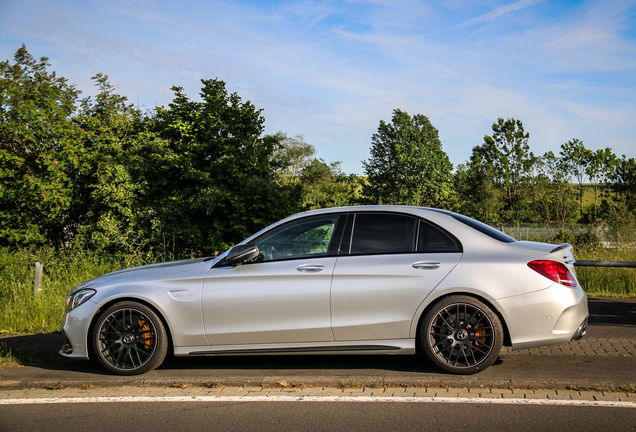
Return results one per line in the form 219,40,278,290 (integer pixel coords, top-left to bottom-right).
550,243,572,254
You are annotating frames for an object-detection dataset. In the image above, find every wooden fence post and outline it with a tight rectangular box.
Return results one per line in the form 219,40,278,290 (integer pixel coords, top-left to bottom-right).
34,262,43,296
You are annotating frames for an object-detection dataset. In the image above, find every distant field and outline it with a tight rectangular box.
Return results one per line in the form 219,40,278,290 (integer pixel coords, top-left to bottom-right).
579,184,618,208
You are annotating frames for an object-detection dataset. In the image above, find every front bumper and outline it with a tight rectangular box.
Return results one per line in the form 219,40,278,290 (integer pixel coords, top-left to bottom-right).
59,302,97,360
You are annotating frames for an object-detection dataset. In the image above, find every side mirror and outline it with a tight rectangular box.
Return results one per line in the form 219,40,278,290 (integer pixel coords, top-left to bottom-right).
223,244,260,266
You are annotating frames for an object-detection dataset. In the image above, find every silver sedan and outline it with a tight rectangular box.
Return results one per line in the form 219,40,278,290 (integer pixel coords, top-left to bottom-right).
60,206,588,375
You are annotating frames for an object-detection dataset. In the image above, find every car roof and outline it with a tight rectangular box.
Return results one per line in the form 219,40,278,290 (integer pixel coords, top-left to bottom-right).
289,205,452,218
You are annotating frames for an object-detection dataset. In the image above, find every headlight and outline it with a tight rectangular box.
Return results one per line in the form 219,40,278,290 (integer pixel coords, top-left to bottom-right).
66,288,96,312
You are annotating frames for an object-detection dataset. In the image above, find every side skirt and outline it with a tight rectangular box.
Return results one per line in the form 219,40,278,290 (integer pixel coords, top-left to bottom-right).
174,340,416,357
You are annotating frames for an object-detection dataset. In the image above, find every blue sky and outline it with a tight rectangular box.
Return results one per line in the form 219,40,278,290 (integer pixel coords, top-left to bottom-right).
1,0,635,174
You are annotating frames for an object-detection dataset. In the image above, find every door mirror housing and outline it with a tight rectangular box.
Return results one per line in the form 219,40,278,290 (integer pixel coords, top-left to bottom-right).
223,244,260,266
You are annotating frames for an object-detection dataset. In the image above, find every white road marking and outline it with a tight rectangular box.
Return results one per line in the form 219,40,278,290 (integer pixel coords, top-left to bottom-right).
0,395,634,408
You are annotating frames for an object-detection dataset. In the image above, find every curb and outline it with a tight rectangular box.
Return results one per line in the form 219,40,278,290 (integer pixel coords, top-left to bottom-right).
0,385,634,405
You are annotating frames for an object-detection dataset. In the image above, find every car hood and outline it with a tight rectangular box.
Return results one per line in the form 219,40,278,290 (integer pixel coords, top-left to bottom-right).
80,257,214,288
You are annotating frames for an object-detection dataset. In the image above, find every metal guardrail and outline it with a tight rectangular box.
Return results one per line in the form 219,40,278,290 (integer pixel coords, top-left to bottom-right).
574,260,636,268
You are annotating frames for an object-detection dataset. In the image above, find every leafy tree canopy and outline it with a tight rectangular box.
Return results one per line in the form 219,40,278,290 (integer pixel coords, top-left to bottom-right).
362,109,452,207
470,118,536,223
0,45,86,246
149,79,303,254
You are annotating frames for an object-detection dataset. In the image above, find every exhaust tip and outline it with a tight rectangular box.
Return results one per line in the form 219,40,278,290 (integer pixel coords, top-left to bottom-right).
571,317,588,341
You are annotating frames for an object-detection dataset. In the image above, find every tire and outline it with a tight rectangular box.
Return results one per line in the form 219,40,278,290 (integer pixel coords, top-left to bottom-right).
421,295,503,375
92,301,168,375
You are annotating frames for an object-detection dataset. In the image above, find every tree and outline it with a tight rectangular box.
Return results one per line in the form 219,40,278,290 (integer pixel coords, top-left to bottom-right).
299,159,361,209
71,74,166,254
585,147,616,222
530,151,577,227
559,138,591,221
472,118,536,223
271,133,315,186
150,79,303,254
362,109,452,207
607,155,636,243
610,155,636,211
0,45,86,247
451,159,501,225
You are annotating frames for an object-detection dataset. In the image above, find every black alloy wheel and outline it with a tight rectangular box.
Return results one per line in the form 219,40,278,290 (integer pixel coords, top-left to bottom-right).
421,295,503,375
93,301,168,375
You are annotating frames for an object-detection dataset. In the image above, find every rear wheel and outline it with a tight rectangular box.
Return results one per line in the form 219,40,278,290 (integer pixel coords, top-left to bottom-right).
92,301,168,375
421,296,503,375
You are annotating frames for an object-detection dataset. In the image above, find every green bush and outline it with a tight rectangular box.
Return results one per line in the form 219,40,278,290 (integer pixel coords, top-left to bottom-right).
552,229,577,245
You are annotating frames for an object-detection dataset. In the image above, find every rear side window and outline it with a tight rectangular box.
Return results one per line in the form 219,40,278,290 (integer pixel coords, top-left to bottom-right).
417,220,462,252
451,213,517,243
350,213,416,254
347,213,462,255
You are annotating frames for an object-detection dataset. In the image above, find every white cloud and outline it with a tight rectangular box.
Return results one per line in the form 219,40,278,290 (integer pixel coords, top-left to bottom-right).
455,0,549,28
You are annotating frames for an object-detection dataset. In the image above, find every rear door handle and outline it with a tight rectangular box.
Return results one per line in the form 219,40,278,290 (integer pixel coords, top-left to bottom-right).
296,264,324,273
412,261,441,270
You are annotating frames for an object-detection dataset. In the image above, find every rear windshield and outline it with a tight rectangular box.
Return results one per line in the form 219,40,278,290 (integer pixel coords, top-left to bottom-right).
451,213,517,243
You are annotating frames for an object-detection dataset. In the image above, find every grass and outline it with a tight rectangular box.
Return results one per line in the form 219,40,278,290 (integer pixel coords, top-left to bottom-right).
0,247,156,335
567,385,636,393
46,381,68,390
0,242,633,336
0,343,22,368
0,342,48,368
574,244,636,298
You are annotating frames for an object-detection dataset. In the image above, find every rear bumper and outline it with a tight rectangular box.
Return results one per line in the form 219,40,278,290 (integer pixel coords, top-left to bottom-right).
497,283,588,351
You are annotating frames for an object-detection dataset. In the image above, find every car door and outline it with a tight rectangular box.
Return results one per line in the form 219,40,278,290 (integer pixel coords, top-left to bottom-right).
330,212,463,341
202,214,343,346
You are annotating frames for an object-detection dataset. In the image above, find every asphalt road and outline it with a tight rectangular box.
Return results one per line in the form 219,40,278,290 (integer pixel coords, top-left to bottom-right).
2,399,635,432
0,297,634,389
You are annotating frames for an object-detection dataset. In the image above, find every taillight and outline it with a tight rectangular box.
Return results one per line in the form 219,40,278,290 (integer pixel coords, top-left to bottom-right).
528,260,577,287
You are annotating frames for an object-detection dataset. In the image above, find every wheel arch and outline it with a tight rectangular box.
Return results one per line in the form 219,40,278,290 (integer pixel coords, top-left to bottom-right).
86,296,175,361
414,292,512,354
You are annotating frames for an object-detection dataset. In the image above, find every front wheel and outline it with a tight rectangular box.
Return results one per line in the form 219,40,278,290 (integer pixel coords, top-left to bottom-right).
421,296,503,375
92,301,168,375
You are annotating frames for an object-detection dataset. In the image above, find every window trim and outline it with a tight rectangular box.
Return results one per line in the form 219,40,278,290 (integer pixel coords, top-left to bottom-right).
340,211,463,257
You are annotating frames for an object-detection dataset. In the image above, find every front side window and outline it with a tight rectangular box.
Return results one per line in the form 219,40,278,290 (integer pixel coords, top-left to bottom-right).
253,215,340,262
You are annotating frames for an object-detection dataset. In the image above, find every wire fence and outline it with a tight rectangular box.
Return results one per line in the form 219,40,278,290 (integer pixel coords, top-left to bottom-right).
498,224,635,246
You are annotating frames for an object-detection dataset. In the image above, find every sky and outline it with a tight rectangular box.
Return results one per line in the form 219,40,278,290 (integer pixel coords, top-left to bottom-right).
1,0,635,175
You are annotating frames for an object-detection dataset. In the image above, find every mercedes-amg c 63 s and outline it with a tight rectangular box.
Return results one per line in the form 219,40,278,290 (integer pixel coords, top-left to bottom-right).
61,206,588,375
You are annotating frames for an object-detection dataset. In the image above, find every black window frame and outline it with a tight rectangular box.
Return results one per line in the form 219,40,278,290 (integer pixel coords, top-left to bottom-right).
340,211,463,256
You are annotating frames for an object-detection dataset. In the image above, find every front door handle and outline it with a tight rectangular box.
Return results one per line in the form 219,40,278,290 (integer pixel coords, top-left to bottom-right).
296,264,324,273
412,261,441,270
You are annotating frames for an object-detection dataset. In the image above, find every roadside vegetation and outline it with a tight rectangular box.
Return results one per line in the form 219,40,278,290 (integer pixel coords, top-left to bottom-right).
0,248,154,335
1,46,634,335
575,244,636,298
